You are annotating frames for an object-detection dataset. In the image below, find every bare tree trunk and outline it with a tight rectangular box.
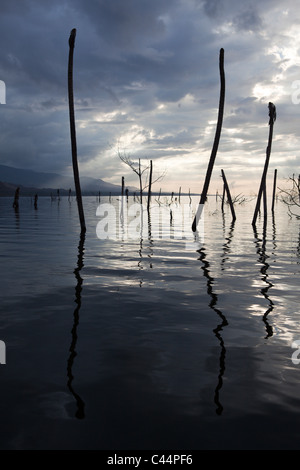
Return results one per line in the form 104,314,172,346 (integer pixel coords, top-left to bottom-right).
221,183,225,212
252,102,276,226
263,182,267,231
192,48,225,232
271,169,277,212
68,28,86,233
138,158,143,204
221,169,236,222
147,159,153,211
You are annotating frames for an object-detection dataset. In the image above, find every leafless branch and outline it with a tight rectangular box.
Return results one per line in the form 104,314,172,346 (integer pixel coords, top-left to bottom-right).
278,174,300,218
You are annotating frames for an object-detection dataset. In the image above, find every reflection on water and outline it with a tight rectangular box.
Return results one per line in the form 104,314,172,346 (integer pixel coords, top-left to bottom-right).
221,220,235,271
253,225,274,339
197,220,236,415
67,231,85,419
198,246,228,415
1,195,300,449
14,205,20,229
138,207,154,286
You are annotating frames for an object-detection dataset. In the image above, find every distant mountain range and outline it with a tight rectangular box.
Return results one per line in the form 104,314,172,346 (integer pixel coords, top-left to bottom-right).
0,164,133,196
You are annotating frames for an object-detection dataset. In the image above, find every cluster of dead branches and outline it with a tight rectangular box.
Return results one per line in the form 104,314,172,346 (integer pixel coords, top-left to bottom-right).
230,193,251,205
278,175,300,218
117,148,165,209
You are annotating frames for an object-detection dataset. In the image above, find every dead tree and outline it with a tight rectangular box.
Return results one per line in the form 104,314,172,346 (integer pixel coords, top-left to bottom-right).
147,159,153,211
221,170,236,222
279,174,300,218
192,48,225,232
68,28,86,233
252,102,276,226
118,150,164,205
271,169,277,213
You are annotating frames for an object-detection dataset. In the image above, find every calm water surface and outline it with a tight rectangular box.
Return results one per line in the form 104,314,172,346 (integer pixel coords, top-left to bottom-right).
0,195,300,450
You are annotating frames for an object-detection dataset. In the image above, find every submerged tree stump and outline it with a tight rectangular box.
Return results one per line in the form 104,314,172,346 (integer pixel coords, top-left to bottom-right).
13,187,20,209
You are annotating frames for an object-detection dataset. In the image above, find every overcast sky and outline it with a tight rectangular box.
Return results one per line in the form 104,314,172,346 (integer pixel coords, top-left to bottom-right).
0,0,300,195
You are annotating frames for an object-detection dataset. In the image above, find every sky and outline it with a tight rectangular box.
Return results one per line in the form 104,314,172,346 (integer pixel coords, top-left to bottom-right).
0,0,300,195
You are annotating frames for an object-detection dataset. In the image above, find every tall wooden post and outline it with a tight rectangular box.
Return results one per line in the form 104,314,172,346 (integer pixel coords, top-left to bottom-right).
68,28,86,233
252,102,276,226
192,48,225,232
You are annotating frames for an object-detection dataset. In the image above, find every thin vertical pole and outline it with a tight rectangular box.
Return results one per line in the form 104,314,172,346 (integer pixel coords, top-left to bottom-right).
221,183,225,212
192,48,225,232
147,159,153,211
138,158,142,204
271,169,277,212
68,28,86,233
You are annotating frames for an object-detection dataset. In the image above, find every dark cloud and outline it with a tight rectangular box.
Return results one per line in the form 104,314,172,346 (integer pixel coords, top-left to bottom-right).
202,0,263,32
0,0,299,192
233,7,262,32
79,0,169,47
202,0,224,19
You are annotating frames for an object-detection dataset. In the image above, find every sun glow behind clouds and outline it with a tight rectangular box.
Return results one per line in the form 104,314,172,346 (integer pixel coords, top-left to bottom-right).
252,82,285,101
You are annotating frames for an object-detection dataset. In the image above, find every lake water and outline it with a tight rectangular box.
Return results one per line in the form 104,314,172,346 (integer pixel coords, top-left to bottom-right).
0,194,300,450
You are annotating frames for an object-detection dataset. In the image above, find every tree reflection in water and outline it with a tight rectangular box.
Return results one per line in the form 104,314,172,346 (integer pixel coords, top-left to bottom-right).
67,231,86,419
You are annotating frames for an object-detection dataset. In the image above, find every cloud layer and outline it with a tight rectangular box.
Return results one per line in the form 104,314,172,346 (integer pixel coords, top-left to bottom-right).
0,0,300,194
